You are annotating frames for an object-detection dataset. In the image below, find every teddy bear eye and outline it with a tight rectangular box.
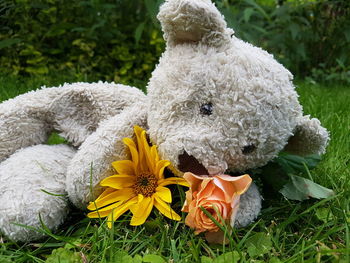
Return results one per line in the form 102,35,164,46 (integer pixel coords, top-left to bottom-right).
242,144,256,154
200,102,213,116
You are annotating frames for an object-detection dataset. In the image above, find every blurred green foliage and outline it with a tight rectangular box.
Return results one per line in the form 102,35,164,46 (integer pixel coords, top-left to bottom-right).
0,0,349,87
217,0,350,84
0,0,165,87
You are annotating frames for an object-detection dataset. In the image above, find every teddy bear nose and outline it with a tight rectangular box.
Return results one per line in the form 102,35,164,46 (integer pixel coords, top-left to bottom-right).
178,151,209,176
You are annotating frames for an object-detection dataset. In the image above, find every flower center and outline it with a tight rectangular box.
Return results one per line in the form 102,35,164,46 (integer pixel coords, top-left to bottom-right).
134,172,158,197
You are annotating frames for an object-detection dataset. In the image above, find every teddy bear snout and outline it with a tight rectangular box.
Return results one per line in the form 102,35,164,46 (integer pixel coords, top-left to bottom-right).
178,151,227,176
178,151,209,175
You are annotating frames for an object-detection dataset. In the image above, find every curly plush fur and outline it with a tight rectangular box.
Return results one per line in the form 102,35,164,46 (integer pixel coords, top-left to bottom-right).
0,145,75,241
0,0,329,242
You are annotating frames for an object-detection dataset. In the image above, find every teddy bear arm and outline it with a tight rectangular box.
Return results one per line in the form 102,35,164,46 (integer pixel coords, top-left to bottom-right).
0,87,61,162
66,102,148,209
0,82,146,162
49,82,146,146
233,183,262,228
284,115,329,156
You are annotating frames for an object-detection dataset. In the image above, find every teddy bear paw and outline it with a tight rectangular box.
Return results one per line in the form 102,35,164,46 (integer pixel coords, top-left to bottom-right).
0,144,75,242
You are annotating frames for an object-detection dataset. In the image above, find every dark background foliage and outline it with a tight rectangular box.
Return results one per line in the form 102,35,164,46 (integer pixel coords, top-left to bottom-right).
0,0,349,88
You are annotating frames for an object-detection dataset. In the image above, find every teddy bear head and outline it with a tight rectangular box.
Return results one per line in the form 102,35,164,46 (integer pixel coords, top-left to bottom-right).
146,0,329,175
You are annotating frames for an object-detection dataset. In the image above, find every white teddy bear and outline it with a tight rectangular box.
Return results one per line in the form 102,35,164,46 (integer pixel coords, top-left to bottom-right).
0,0,328,242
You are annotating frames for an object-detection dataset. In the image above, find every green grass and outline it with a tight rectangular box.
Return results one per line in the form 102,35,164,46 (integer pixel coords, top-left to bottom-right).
0,75,349,263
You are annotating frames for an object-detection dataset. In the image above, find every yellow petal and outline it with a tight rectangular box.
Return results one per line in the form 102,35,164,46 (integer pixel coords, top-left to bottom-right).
134,126,154,173
94,188,115,202
87,210,111,218
158,177,190,187
154,196,181,221
87,188,135,210
130,196,154,226
134,126,147,171
107,197,138,228
123,137,139,167
94,200,124,212
112,160,135,175
167,164,184,177
134,125,145,143
154,160,171,179
129,194,144,214
155,186,172,203
140,130,155,172
100,174,135,189
150,145,160,163
87,201,123,218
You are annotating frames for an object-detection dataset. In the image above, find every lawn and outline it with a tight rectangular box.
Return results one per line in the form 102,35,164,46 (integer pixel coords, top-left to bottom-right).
0,75,349,263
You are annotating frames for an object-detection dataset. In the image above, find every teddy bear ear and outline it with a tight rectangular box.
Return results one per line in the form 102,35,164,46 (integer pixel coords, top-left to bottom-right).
283,115,329,156
157,0,232,46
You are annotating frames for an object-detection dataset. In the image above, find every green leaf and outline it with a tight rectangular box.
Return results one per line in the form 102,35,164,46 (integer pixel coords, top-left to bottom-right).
245,0,270,21
259,153,328,199
143,254,166,263
245,233,272,258
269,257,282,263
315,207,334,223
112,251,132,263
289,23,300,40
0,38,21,50
251,24,268,34
45,248,81,263
25,66,49,74
121,255,133,263
201,256,214,263
133,255,143,263
64,238,82,250
46,28,66,37
144,0,157,17
243,8,254,23
19,46,42,56
276,153,321,174
135,22,145,45
144,0,161,26
280,175,334,201
26,56,45,64
214,251,240,263
48,48,63,55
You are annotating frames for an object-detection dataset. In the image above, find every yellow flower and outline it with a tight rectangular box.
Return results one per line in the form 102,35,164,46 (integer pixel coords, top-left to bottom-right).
87,126,189,228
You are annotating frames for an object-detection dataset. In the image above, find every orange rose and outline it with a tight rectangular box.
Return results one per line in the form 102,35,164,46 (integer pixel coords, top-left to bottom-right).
182,173,252,236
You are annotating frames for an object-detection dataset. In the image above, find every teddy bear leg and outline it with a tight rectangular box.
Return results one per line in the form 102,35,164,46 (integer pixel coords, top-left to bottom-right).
0,144,75,242
233,183,262,228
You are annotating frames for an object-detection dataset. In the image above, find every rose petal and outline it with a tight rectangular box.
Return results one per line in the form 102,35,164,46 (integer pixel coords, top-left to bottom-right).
206,187,226,202
197,180,215,200
217,174,252,194
183,173,253,235
183,172,210,192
